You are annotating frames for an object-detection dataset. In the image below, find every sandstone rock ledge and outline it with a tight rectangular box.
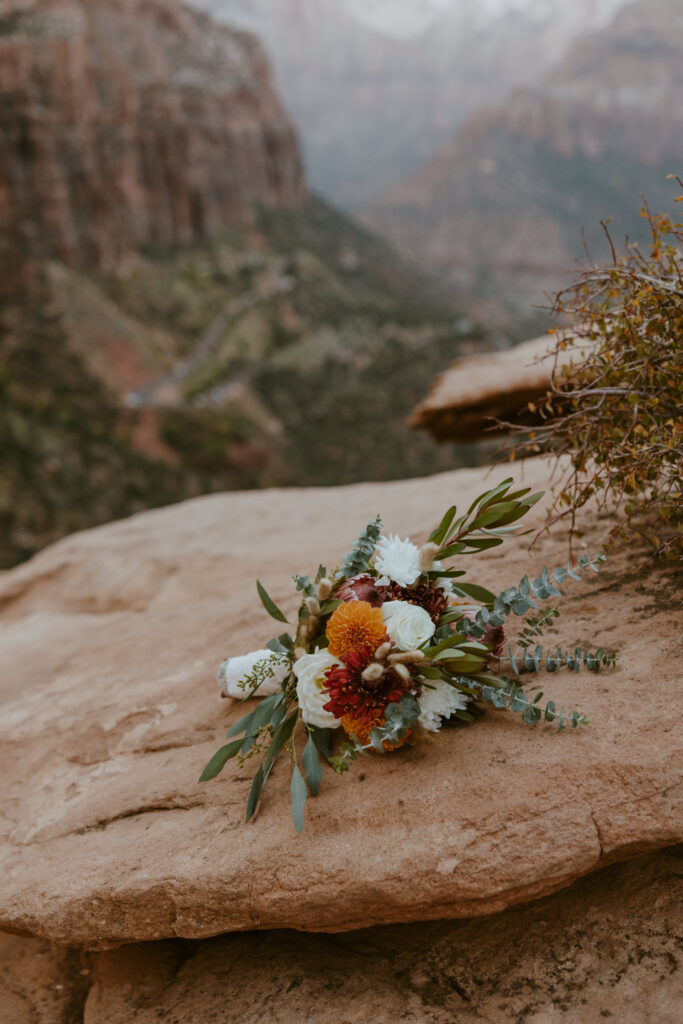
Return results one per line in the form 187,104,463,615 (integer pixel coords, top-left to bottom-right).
0,459,680,949
2,849,681,1023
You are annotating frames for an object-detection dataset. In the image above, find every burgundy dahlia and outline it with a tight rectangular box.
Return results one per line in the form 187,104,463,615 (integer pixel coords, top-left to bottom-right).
322,645,417,727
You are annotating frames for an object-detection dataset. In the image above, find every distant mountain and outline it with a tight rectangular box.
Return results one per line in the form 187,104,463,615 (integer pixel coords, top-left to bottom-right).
363,0,683,320
192,0,629,206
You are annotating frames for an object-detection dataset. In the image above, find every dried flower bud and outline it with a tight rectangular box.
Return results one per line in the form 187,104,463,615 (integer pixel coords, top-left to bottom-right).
305,596,321,616
418,542,440,573
361,663,385,683
317,578,332,599
388,649,425,665
374,642,392,661
392,662,412,683
300,621,313,642
307,616,320,638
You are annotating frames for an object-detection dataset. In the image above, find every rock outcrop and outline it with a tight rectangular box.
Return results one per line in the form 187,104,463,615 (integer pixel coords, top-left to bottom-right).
0,459,680,949
409,334,560,442
0,0,305,292
2,848,681,1022
408,332,594,441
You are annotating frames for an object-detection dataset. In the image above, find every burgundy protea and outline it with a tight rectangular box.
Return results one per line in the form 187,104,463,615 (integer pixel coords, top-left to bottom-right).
481,624,505,658
322,645,417,729
387,580,449,625
335,573,390,607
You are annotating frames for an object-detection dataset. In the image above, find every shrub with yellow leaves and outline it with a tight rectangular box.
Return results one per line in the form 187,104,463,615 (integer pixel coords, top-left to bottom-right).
513,180,682,558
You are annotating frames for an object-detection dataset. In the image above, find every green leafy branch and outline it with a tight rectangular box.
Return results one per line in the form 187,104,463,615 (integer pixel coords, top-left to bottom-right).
328,695,422,769
256,579,289,623
428,478,543,559
199,687,338,834
515,607,560,648
475,679,588,730
293,574,316,596
369,694,421,752
291,725,335,833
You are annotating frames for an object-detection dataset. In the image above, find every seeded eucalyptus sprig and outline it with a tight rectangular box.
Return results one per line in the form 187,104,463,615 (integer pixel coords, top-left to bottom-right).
463,552,607,638
505,644,616,674
342,515,382,577
475,679,589,731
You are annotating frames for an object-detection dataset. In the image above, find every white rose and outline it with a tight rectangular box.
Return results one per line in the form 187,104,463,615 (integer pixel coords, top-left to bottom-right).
417,679,469,732
217,649,289,698
375,533,422,587
382,600,435,650
293,649,343,729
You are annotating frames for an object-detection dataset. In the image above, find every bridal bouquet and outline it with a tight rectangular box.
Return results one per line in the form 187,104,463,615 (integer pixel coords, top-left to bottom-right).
200,479,614,831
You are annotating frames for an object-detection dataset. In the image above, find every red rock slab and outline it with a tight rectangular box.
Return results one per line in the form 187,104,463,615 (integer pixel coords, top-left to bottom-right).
0,459,680,948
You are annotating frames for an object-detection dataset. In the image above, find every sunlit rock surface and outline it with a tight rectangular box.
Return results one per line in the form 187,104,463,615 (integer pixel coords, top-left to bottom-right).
0,459,680,948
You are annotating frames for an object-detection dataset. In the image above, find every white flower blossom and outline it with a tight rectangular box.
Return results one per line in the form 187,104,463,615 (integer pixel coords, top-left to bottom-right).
375,533,422,587
417,679,469,732
432,560,455,598
382,600,435,649
217,649,290,698
293,649,343,729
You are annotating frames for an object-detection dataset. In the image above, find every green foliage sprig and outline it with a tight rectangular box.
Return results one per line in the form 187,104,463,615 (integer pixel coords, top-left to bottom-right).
515,607,560,648
342,515,382,576
476,679,589,731
427,481,544,559
506,645,616,675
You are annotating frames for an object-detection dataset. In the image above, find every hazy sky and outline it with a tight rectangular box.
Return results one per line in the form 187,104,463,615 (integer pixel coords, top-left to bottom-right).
339,1,569,39
335,0,626,39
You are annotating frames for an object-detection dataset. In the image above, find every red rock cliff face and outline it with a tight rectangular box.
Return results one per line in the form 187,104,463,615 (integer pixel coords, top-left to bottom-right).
0,0,306,286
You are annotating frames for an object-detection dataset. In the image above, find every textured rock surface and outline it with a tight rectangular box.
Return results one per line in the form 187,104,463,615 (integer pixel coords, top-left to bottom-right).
79,849,683,1024
2,849,681,1022
0,459,681,948
0,933,90,1023
0,0,305,292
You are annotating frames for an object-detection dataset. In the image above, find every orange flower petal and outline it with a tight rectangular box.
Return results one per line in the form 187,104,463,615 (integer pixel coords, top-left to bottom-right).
326,600,387,659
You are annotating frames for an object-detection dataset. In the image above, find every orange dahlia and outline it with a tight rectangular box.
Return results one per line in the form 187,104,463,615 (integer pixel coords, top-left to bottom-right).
326,600,386,659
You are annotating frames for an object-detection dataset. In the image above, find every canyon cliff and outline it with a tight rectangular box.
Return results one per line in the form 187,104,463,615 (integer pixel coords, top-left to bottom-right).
0,0,475,570
0,0,305,291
